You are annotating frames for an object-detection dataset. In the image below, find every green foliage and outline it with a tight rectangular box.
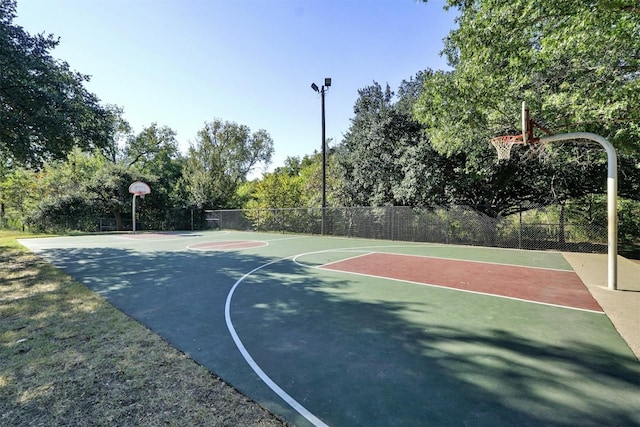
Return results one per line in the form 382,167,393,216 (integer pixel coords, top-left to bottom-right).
247,172,304,209
253,152,339,208
84,162,147,227
124,124,185,223
335,71,639,217
295,152,340,208
337,78,454,207
13,120,193,233
244,155,311,229
336,82,396,206
408,0,640,221
618,151,640,201
416,0,640,155
619,198,640,245
124,123,179,171
0,167,38,228
241,153,341,232
563,195,640,246
25,193,100,232
0,0,112,167
181,119,274,209
101,105,133,163
20,152,147,232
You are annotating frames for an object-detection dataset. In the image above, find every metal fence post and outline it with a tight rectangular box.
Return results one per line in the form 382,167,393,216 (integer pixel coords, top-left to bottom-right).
519,205,523,249
446,207,450,245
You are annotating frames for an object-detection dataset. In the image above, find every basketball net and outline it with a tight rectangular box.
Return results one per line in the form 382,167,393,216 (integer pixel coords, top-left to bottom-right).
490,135,525,160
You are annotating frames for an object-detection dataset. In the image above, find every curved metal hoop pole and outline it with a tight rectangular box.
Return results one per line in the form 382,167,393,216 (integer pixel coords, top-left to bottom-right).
539,132,618,290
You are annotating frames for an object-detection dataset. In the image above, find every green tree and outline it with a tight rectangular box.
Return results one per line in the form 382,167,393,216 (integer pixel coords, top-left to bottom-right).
124,123,177,170
247,171,304,210
416,0,640,155
245,155,325,210
336,78,452,207
24,124,184,232
411,0,640,214
84,162,147,231
0,166,37,228
101,105,133,163
337,82,403,206
181,119,274,209
335,74,610,216
0,0,112,167
283,151,341,208
21,148,139,232
59,122,185,231
125,123,185,228
242,155,328,233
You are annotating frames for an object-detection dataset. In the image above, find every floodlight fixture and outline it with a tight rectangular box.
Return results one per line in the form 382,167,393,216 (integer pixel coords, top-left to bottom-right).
311,83,319,92
324,77,331,87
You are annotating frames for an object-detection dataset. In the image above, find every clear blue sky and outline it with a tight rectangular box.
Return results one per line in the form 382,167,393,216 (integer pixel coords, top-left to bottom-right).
15,0,456,175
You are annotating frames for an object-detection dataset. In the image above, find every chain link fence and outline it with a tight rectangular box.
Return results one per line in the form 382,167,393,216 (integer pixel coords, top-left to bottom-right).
212,203,614,253
96,209,209,233
9,199,638,256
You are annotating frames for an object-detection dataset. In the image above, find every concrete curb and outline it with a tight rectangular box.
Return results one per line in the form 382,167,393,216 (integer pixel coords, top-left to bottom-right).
563,252,640,360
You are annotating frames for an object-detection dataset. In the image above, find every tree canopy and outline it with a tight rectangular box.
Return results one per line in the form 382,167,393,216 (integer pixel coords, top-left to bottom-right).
337,77,457,207
181,119,274,209
0,0,112,167
1,0,639,239
416,0,640,155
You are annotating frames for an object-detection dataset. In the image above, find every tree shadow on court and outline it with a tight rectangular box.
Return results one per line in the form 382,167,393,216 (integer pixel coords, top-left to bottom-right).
1,244,293,426
231,260,640,427
27,246,311,422
30,246,640,427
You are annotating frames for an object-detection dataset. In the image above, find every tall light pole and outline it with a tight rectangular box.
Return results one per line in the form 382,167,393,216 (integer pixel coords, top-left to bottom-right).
311,77,331,235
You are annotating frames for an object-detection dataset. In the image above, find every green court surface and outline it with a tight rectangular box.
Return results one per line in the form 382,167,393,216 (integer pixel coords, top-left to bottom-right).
20,231,640,426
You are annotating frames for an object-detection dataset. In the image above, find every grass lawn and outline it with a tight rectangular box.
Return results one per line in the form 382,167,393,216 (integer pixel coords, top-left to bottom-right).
0,231,290,426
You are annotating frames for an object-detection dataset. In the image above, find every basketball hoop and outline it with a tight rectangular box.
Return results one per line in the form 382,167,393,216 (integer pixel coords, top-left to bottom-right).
129,181,151,196
490,134,525,160
129,181,151,234
490,102,540,161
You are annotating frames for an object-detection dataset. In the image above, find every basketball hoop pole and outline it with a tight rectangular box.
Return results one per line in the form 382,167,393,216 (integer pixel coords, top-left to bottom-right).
128,181,151,235
132,193,138,234
539,132,618,290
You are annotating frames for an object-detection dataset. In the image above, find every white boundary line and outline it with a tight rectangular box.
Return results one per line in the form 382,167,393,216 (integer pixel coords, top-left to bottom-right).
224,257,329,427
187,235,305,251
263,236,309,243
319,264,605,315
113,232,213,242
366,250,575,273
226,245,602,426
317,251,375,269
292,247,388,269
228,243,584,426
187,240,269,251
293,247,603,314
292,245,573,273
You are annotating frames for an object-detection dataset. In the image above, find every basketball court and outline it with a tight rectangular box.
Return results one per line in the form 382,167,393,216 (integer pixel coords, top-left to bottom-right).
20,231,640,426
